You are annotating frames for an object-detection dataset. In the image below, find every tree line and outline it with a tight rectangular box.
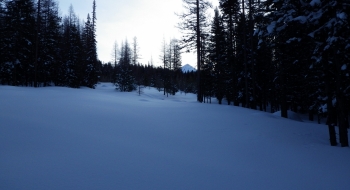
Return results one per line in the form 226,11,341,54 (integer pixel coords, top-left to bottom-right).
100,62,197,95
0,0,195,94
177,0,349,147
0,0,99,88
100,37,197,96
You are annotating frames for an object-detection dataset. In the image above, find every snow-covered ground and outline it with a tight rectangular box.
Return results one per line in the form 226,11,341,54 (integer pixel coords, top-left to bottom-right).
1,83,350,190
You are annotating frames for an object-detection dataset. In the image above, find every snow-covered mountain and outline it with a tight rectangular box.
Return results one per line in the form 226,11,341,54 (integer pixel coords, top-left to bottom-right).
181,64,196,73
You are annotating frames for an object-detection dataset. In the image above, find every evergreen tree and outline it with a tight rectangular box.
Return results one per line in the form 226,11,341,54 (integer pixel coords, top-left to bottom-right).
159,38,183,96
100,62,113,82
61,5,82,88
169,38,182,95
209,8,227,104
89,0,98,87
0,0,4,24
254,7,274,112
246,0,260,109
82,12,98,88
132,36,140,65
36,0,61,86
0,0,100,89
219,0,241,106
33,0,41,87
171,39,182,72
111,40,119,67
260,0,312,118
111,40,119,83
115,40,135,92
308,0,349,147
160,38,170,96
2,0,36,86
0,0,7,84
177,0,211,102
200,34,213,103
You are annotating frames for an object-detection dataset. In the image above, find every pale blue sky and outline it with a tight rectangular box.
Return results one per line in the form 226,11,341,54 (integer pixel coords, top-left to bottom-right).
58,0,219,67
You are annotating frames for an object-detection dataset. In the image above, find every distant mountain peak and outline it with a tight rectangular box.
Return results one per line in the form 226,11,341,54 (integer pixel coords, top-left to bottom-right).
182,64,196,73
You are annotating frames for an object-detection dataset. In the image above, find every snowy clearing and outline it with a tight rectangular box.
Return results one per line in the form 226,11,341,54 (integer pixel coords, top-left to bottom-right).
1,83,350,190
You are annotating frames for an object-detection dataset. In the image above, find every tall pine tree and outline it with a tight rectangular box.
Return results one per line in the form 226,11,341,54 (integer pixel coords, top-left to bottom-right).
115,39,135,92
61,5,82,88
3,0,36,86
177,0,211,102
209,8,227,104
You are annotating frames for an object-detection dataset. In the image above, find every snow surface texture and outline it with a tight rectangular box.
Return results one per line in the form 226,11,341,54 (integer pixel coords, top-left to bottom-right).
181,64,196,73
310,0,321,6
273,111,303,122
1,83,350,190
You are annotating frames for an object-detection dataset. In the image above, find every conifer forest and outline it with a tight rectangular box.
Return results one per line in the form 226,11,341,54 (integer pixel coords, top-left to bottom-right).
0,0,349,146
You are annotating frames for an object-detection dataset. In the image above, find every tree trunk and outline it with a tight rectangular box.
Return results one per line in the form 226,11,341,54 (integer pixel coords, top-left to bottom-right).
327,102,338,146
280,63,288,118
281,94,288,118
337,95,349,147
248,0,257,110
228,3,238,107
34,0,41,88
325,76,337,146
242,0,249,108
196,0,203,103
308,109,314,121
323,50,337,146
334,47,348,147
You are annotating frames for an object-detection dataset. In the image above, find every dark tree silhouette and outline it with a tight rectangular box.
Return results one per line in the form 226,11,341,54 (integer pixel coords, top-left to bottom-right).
177,0,211,102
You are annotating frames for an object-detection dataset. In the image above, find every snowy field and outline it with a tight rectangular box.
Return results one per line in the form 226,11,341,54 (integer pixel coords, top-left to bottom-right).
1,83,350,190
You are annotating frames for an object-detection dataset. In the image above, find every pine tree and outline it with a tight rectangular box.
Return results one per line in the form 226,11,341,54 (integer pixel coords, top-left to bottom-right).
308,0,349,147
200,29,212,103
132,36,140,65
61,5,82,88
89,0,98,87
260,0,311,118
219,0,241,106
209,8,227,104
254,7,274,112
160,38,170,96
177,0,211,102
0,0,7,84
78,0,99,88
115,40,135,92
36,0,61,86
0,0,4,24
171,39,182,72
33,0,41,87
82,13,97,88
246,0,260,109
3,0,36,86
169,38,182,95
111,41,119,67
110,41,119,83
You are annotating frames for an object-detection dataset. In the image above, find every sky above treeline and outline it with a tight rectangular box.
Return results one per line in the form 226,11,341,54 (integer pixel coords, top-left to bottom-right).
58,0,219,68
